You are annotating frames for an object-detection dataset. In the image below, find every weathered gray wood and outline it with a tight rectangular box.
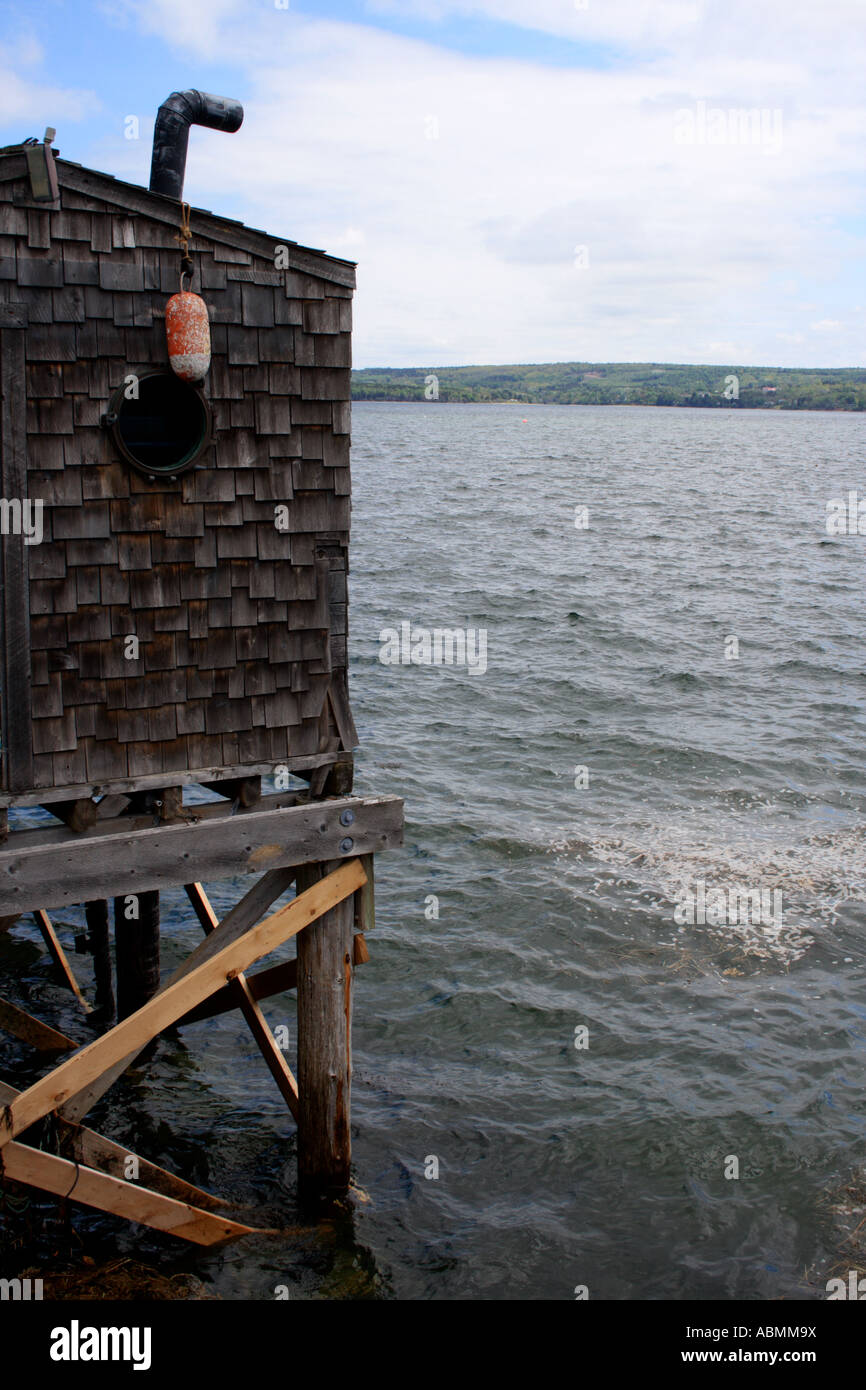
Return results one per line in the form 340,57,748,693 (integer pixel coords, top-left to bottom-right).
0,321,33,792
202,776,261,807
114,889,160,1021
2,789,307,851
44,798,98,833
0,303,27,328
0,752,344,809
296,860,355,1195
353,854,375,937
0,795,402,915
288,245,355,288
328,676,359,751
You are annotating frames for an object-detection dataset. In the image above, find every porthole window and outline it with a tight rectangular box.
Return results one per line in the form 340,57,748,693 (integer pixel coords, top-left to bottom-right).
105,372,212,478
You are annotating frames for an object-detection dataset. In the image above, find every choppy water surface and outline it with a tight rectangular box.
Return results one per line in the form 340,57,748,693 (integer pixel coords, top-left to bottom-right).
5,402,866,1300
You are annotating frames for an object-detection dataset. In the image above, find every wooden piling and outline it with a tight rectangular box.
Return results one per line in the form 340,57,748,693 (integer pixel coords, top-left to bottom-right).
295,860,355,1196
113,889,160,1021
85,899,114,1023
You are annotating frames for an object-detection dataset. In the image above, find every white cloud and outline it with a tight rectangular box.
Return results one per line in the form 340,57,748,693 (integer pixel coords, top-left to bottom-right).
93,2,866,367
0,41,99,126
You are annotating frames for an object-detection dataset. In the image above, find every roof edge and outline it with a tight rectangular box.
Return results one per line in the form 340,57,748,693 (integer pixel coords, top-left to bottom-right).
0,148,356,288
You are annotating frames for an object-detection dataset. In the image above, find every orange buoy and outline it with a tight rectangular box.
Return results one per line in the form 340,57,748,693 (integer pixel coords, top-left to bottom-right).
165,290,211,381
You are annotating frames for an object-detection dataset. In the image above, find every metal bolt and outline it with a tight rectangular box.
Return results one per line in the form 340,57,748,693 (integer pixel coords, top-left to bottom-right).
339,809,355,826
339,837,354,853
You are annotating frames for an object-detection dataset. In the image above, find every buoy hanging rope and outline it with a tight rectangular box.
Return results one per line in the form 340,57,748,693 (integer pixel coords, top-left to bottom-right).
175,199,194,284
165,200,211,381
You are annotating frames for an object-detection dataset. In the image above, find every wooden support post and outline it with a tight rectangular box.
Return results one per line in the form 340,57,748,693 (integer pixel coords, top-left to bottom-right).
44,798,98,833
202,776,261,808
113,889,160,1021
296,860,355,1197
85,899,114,1023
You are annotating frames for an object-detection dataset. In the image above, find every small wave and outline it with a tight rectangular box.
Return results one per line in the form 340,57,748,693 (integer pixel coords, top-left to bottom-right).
650,671,704,689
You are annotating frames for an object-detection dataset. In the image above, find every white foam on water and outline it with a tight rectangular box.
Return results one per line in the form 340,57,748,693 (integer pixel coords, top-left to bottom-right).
546,816,866,964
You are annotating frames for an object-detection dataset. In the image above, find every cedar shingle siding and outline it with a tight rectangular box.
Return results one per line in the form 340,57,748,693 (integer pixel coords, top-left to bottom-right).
0,149,357,795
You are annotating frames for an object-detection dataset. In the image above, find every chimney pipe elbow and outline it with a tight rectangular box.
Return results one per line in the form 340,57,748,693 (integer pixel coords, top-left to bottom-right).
149,89,244,201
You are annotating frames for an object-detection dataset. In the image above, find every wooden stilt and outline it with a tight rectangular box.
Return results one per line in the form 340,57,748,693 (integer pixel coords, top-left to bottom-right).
296,861,355,1196
84,898,114,1022
113,888,160,1020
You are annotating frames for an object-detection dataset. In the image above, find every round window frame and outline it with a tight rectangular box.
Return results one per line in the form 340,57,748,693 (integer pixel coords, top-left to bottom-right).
105,371,213,480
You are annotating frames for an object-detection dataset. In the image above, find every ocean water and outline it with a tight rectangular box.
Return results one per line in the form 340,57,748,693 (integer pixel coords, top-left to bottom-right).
4,401,866,1300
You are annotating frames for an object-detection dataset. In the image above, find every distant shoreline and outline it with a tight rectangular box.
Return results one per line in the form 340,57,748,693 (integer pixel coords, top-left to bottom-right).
352,398,859,411
352,362,866,411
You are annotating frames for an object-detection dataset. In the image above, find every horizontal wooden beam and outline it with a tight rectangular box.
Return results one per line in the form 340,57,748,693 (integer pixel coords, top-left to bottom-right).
8,789,308,852
0,752,344,809
12,790,316,855
1,859,367,1145
0,795,402,915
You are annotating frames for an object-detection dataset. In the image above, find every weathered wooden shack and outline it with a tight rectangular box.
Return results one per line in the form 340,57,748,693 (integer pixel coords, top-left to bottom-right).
0,94,402,1244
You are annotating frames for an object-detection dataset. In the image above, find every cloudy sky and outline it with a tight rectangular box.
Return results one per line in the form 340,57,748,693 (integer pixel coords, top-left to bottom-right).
0,0,862,368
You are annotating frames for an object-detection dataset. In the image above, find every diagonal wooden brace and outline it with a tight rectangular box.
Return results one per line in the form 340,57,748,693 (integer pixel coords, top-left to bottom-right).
61,865,298,1124
0,1077,229,1213
185,881,299,1121
0,1142,256,1246
32,909,91,1015
0,858,366,1146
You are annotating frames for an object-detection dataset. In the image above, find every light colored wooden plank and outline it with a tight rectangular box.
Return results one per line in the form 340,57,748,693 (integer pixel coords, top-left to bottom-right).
185,882,299,1120
0,997,77,1052
2,860,366,1143
1,1142,255,1246
32,910,91,1014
